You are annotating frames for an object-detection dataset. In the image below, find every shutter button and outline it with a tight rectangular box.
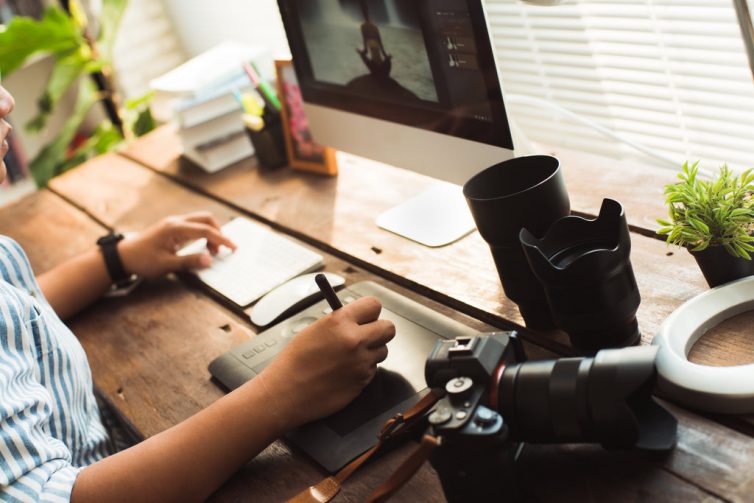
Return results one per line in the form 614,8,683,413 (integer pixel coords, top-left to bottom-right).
445,377,473,401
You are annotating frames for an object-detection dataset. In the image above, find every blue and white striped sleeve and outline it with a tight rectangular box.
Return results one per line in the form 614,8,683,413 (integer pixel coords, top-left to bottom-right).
1,298,80,502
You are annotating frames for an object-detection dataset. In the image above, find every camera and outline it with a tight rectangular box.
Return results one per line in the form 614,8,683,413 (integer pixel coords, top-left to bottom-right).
424,332,678,502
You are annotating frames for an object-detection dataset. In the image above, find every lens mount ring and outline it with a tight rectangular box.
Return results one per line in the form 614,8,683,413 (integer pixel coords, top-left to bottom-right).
489,361,507,410
653,276,754,414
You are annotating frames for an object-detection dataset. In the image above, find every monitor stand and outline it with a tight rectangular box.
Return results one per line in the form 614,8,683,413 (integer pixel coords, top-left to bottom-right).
376,183,476,247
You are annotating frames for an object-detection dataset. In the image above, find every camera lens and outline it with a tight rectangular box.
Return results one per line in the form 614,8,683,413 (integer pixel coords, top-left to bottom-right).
496,346,676,450
463,155,570,330
520,198,641,353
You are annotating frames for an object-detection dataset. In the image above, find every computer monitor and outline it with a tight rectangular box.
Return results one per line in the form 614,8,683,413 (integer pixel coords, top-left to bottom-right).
277,0,514,246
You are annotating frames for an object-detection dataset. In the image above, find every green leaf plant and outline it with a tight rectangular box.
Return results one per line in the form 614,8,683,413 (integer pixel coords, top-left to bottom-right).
0,0,155,186
657,161,754,260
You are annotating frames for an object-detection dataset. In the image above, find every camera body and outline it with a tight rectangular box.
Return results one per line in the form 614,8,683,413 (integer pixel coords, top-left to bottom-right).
425,332,517,439
424,332,677,503
425,332,523,502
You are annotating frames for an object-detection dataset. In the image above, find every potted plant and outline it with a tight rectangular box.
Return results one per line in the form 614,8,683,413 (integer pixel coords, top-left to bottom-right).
0,1,155,187
657,161,754,287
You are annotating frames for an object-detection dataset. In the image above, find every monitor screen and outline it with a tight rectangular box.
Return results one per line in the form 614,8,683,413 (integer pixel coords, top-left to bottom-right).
278,0,513,149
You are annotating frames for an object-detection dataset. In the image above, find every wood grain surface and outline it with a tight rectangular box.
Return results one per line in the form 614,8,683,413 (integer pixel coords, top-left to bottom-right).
124,127,678,239
6,141,742,501
0,190,104,274
120,128,747,367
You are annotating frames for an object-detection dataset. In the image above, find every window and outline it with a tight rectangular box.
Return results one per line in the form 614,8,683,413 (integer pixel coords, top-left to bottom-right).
158,0,754,171
112,0,186,99
487,0,754,170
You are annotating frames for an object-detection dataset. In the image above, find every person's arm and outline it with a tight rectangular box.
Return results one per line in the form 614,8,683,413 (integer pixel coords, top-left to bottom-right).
37,247,117,321
359,25,368,53
71,297,395,502
38,212,236,320
375,28,389,58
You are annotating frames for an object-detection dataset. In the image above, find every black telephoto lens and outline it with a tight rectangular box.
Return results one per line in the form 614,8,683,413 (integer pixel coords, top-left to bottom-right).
463,156,570,330
520,198,641,353
496,346,677,450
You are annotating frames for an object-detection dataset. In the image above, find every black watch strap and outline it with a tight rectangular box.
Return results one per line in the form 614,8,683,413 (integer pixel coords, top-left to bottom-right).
97,232,131,287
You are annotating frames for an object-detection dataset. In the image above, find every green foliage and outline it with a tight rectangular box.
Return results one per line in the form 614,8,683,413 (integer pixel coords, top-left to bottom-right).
657,161,754,260
124,91,156,137
60,121,122,174
27,47,92,132
28,79,98,187
97,0,128,63
0,0,155,187
0,8,83,76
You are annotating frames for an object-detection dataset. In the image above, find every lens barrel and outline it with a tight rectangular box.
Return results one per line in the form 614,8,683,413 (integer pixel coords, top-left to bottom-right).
520,198,641,353
497,346,677,450
463,156,570,329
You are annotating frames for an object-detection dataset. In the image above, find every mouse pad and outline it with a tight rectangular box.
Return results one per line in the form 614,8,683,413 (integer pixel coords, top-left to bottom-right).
208,281,476,472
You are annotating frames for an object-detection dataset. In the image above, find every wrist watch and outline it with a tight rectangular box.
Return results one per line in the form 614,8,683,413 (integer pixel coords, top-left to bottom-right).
97,232,135,289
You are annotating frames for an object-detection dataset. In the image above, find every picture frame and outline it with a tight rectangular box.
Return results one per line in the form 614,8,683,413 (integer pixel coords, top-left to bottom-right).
274,59,338,176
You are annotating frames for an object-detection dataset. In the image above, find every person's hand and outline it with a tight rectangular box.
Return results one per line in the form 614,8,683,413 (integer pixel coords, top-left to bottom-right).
0,86,15,176
118,212,237,279
257,297,396,429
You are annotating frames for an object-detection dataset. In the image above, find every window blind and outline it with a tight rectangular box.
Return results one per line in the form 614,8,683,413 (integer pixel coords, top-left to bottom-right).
112,0,186,100
487,0,754,170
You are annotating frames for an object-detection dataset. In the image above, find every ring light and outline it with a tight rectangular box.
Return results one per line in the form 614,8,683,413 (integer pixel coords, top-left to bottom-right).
653,276,754,414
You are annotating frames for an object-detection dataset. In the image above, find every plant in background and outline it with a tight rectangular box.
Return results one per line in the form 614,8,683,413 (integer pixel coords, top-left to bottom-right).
0,0,154,186
657,161,754,259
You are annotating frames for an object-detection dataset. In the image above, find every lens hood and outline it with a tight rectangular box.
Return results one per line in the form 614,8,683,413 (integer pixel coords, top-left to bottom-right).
463,155,570,329
498,346,677,450
520,198,641,353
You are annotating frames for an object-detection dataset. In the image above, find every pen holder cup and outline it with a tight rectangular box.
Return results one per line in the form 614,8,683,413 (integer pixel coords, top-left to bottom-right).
246,118,288,170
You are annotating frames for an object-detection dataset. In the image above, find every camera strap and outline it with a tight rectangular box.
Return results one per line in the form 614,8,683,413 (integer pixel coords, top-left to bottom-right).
287,390,442,503
363,434,440,503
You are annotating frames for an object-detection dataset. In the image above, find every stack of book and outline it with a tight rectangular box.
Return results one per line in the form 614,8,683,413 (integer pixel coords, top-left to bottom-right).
151,42,263,173
173,73,255,174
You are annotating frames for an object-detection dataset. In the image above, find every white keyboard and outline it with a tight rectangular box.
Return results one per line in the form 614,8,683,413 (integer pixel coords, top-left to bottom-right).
180,217,324,307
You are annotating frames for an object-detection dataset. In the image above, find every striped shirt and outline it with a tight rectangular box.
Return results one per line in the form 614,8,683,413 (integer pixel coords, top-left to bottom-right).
0,236,111,502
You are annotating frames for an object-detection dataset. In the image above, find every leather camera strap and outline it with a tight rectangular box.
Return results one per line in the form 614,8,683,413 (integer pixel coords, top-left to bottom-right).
364,434,440,503
287,390,441,503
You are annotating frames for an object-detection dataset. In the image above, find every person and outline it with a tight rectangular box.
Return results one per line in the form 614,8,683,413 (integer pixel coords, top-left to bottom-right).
356,0,392,79
0,84,396,502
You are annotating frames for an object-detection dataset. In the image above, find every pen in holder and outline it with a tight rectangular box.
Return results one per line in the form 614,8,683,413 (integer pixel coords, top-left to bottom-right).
244,112,288,170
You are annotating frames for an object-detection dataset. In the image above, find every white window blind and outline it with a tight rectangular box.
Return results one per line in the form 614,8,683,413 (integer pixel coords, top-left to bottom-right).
112,0,186,99
486,0,754,170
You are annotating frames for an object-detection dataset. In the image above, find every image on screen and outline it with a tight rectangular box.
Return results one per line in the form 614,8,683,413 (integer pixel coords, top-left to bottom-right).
297,0,440,104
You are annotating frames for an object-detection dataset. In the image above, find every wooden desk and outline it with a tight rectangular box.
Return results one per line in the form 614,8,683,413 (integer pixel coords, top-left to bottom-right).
1,125,753,502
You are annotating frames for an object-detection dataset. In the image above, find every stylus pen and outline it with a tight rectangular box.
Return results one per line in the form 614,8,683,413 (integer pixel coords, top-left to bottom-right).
315,274,343,311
